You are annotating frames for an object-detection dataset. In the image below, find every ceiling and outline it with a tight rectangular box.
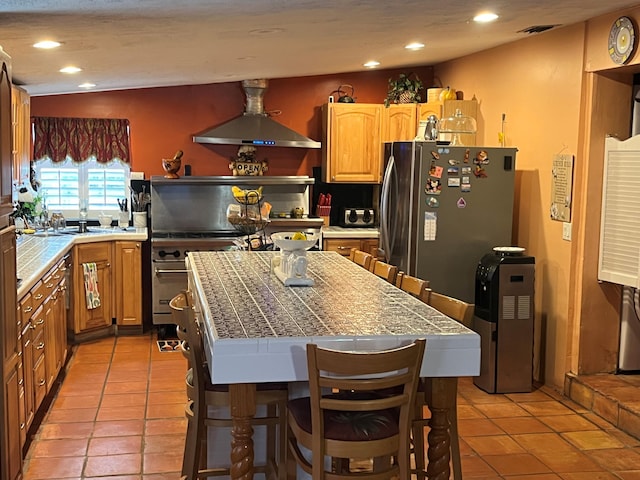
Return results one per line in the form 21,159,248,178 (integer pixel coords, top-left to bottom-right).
1,0,638,96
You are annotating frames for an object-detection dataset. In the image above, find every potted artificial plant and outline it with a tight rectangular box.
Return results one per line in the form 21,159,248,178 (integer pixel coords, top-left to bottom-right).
384,73,424,107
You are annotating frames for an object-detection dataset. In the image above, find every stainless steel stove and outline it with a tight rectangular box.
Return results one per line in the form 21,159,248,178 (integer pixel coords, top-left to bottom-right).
150,175,323,325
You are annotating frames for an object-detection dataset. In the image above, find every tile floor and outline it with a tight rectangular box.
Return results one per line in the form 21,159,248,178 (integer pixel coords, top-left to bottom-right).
19,334,640,479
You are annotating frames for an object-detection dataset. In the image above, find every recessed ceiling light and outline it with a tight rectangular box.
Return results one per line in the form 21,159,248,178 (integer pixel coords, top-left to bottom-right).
474,12,499,23
60,66,82,74
79,82,96,89
405,42,425,50
33,40,61,49
364,60,380,68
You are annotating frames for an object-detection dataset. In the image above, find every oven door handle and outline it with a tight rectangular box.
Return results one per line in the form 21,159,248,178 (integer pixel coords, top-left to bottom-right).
155,268,189,274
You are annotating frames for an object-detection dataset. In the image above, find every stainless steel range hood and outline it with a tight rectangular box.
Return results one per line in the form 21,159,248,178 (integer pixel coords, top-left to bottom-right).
193,79,321,149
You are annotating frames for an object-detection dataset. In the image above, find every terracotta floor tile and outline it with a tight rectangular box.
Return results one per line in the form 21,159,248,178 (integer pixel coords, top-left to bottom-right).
70,352,113,364
464,435,526,455
28,438,88,458
583,412,617,430
505,389,555,403
616,472,640,479
483,453,551,476
22,456,85,479
143,433,185,454
87,436,143,456
492,416,553,434
146,402,186,419
533,450,604,472
37,422,94,440
103,381,148,395
52,394,102,410
142,452,183,475
97,405,147,421
93,419,145,437
147,391,186,405
510,433,577,454
504,475,563,479
101,393,148,408
63,371,109,384
538,414,599,432
519,401,575,416
458,418,505,437
142,473,182,480
55,382,105,397
85,476,141,480
45,406,97,423
144,418,187,436
459,456,499,478
474,402,531,418
589,448,640,470
559,473,622,479
456,404,487,419
84,453,142,477
562,430,625,450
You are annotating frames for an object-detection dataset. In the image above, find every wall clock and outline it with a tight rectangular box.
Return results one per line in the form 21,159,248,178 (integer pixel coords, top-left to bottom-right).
608,16,636,65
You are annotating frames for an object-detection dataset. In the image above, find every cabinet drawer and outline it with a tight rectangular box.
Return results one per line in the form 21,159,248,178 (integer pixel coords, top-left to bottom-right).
323,239,361,256
20,292,33,324
30,280,46,311
30,305,45,340
33,355,47,408
32,328,45,363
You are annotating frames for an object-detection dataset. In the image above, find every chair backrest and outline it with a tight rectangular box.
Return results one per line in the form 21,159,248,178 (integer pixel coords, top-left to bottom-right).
306,339,426,477
396,272,430,301
350,248,373,270
369,259,399,284
424,289,474,327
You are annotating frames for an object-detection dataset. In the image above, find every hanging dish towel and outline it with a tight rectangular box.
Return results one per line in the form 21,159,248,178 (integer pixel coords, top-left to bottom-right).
82,262,101,310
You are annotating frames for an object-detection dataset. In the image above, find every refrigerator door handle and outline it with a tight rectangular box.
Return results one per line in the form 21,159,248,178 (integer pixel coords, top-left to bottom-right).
380,152,395,263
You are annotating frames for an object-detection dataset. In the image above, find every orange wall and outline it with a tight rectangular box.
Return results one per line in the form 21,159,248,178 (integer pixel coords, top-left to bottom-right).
30,68,434,178
435,24,586,388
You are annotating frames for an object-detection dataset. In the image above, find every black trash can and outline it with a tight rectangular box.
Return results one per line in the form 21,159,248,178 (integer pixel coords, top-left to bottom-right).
473,247,535,393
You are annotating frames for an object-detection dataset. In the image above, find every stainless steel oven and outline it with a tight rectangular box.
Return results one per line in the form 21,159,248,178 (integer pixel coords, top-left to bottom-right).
150,175,323,326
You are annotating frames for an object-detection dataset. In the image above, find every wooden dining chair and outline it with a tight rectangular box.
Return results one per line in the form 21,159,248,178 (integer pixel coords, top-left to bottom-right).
287,339,426,479
368,258,399,284
412,289,473,480
170,292,289,480
349,248,374,270
395,271,430,301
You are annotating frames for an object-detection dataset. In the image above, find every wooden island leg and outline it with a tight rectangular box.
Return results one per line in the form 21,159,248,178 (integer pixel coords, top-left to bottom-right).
229,383,257,480
425,377,458,480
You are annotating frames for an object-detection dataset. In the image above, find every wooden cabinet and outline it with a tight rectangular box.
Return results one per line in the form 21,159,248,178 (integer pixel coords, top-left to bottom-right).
382,104,418,142
114,241,142,326
0,47,12,228
72,242,113,334
323,237,379,258
1,225,20,480
419,99,478,145
11,86,30,189
322,103,383,183
43,261,67,391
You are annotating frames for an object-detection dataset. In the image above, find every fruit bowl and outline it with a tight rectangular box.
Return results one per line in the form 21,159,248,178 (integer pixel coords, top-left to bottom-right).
271,232,318,251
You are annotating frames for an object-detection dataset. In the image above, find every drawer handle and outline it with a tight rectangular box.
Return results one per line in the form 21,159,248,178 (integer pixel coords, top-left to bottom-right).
34,293,43,300
36,342,45,350
59,267,67,272
18,379,23,386
17,351,22,357
23,306,33,313
46,282,54,288
38,379,45,386
337,246,351,250
53,274,61,280
20,423,25,430
35,319,44,326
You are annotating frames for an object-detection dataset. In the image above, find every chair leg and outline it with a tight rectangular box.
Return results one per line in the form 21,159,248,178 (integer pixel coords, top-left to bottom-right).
412,401,427,479
182,402,199,480
450,396,462,480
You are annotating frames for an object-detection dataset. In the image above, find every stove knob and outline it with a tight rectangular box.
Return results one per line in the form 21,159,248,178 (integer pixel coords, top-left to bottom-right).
363,210,372,223
159,250,167,258
348,209,358,223
173,250,181,258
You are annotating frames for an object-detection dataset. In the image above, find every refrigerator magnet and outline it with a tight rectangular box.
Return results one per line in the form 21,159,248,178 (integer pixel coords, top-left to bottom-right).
461,183,471,192
474,165,488,178
429,164,444,179
464,149,470,163
462,176,470,184
431,151,440,160
448,177,461,187
427,196,440,208
462,166,472,175
457,197,467,208
448,159,460,165
447,166,459,175
425,178,442,195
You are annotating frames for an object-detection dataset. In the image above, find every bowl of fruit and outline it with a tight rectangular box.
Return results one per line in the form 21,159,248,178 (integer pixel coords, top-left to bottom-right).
271,231,318,251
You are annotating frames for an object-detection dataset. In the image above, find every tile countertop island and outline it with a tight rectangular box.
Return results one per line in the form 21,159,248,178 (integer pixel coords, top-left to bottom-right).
321,225,379,238
16,227,147,298
187,250,479,480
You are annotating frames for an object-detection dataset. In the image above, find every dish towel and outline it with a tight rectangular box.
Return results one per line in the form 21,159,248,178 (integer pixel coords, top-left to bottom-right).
82,262,101,310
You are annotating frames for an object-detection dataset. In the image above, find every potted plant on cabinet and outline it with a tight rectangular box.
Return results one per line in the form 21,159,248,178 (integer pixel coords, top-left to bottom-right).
384,73,424,107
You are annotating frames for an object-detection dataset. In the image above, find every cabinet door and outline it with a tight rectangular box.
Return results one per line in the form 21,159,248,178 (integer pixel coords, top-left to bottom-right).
323,238,362,256
54,277,67,370
3,364,22,480
322,103,383,183
73,243,113,333
114,241,142,326
382,104,418,142
21,323,34,432
43,291,57,391
0,49,12,227
11,86,29,189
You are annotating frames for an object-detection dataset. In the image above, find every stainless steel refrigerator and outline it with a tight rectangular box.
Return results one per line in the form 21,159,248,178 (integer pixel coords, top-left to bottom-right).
380,141,517,303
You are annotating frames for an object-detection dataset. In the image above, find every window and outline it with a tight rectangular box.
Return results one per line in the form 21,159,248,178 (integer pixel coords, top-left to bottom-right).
35,156,130,219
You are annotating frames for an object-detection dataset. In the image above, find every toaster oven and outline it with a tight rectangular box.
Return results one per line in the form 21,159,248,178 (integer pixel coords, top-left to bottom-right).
340,208,376,227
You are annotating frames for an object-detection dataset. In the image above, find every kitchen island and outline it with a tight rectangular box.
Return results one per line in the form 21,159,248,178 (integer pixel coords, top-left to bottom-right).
187,250,480,480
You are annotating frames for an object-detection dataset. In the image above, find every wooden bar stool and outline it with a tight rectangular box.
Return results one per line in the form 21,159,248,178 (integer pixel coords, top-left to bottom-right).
170,292,289,480
368,258,399,284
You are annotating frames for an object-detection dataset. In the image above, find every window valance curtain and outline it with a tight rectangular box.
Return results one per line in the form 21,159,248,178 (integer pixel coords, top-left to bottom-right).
33,116,131,164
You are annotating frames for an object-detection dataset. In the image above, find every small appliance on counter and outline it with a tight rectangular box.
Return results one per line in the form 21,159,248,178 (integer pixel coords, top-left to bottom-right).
340,207,376,227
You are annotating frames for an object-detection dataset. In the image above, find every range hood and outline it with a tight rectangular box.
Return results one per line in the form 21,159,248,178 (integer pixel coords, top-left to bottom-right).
193,79,321,149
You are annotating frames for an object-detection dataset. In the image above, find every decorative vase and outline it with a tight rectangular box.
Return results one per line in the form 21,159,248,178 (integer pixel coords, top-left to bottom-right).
162,158,181,178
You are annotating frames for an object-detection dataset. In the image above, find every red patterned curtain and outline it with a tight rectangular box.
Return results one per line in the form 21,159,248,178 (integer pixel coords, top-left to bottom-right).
33,117,131,164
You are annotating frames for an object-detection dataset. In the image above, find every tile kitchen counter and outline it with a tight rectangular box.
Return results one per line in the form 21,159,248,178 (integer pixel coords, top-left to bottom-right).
321,226,379,238
17,227,147,298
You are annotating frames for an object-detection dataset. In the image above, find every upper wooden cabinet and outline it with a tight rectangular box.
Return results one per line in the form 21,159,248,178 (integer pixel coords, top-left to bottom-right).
419,99,478,146
382,104,418,142
0,48,13,228
11,86,30,190
322,103,383,183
